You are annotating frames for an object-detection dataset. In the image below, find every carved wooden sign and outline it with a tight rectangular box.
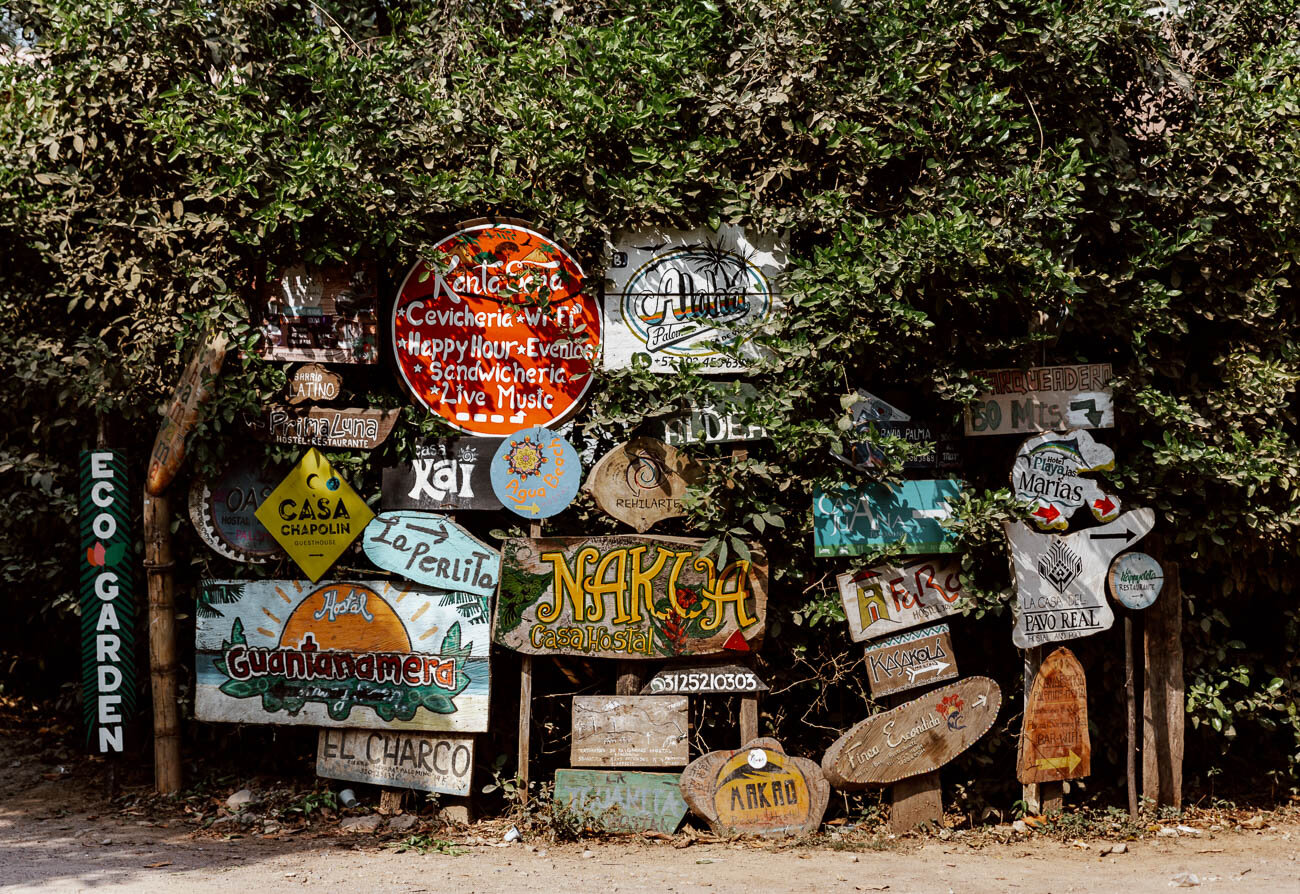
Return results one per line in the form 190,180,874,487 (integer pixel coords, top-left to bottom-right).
554,769,688,834
814,480,962,557
317,728,474,796
146,331,228,495
257,261,379,364
680,737,829,837
651,382,769,445
1006,508,1155,649
821,676,1002,787
584,437,700,533
1108,551,1164,610
287,363,342,405
571,695,689,768
188,461,282,563
863,624,958,698
195,579,491,732
494,536,767,659
382,439,503,512
253,405,399,450
362,511,500,598
965,363,1113,437
641,662,768,695
1017,647,1091,784
837,557,965,642
832,390,961,473
1011,429,1120,530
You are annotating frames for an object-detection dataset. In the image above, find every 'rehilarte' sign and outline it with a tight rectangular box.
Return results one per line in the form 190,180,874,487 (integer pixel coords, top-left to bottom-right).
391,220,601,436
80,450,135,754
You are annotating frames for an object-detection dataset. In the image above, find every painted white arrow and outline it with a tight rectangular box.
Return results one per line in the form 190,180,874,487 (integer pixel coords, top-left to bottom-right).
904,660,952,682
973,694,988,709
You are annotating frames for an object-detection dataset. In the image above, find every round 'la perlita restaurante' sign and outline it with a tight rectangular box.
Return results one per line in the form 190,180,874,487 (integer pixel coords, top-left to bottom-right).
391,220,602,437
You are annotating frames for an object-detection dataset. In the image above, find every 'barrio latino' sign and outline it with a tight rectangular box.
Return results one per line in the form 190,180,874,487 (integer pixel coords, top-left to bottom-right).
80,450,135,753
392,220,601,436
837,558,965,642
813,480,962,557
196,579,490,732
603,226,785,374
494,536,767,659
965,363,1113,437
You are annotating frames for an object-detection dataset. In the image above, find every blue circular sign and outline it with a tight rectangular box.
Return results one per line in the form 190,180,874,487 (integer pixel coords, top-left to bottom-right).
490,426,582,519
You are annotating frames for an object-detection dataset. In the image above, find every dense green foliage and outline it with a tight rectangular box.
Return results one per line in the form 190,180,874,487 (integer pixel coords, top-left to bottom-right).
1,0,1296,805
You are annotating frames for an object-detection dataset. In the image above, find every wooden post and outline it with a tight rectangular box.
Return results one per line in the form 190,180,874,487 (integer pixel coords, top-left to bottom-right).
1021,646,1063,814
1143,562,1183,809
616,661,645,696
1124,613,1139,819
378,788,405,814
729,444,761,747
517,520,543,804
887,690,942,832
143,490,182,795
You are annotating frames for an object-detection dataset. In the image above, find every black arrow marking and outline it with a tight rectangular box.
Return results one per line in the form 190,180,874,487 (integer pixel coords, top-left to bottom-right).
1089,528,1134,543
1069,398,1104,428
408,523,449,544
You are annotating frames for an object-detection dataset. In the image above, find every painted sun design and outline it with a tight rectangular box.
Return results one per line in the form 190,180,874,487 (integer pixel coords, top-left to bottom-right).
505,436,547,479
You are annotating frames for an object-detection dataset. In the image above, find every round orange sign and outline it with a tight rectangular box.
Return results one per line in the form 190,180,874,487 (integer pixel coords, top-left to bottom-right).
391,221,601,436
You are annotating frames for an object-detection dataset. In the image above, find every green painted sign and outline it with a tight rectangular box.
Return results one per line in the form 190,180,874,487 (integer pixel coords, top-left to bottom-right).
553,769,688,833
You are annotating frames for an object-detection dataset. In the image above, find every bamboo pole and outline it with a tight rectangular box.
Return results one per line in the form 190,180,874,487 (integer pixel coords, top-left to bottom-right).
143,490,182,794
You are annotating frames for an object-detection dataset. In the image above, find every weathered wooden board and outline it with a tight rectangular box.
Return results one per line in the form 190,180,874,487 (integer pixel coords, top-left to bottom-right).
641,663,769,695
254,448,374,582
1018,647,1090,784
650,382,769,445
490,426,582,519
570,695,689,767
287,363,343,404
1006,508,1155,649
146,332,228,495
382,439,503,512
965,364,1113,437
252,405,399,450
832,390,960,473
495,536,767,659
188,460,282,563
195,579,490,732
863,624,958,698
257,261,380,364
821,676,1002,787
1011,429,1120,530
836,557,965,642
554,769,688,833
814,480,962,557
680,737,829,837
603,226,785,375
1143,561,1184,808
316,728,474,795
1108,551,1164,610
584,437,700,533
362,511,500,598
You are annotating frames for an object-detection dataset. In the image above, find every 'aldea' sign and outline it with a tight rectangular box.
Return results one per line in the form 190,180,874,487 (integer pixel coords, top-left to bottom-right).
494,536,767,659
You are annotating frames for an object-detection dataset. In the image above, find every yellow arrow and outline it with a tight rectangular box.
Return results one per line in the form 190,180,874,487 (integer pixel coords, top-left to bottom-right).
1036,750,1082,773
518,503,541,515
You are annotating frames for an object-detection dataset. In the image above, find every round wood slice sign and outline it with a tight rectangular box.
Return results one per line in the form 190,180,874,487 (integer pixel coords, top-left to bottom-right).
583,436,700,533
188,461,282,563
391,220,601,436
680,737,829,837
821,676,1002,787
1107,551,1164,610
1017,646,1091,784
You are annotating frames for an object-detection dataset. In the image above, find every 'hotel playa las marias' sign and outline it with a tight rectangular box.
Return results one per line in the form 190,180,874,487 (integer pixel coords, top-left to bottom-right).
494,536,768,659
391,219,602,436
195,579,490,732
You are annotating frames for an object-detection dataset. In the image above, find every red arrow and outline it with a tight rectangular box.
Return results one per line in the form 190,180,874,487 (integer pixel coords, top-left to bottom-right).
723,630,750,652
1094,496,1116,516
1034,505,1061,522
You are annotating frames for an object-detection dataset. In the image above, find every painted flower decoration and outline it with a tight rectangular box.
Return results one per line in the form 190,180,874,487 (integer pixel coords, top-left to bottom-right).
504,436,547,479
935,693,965,731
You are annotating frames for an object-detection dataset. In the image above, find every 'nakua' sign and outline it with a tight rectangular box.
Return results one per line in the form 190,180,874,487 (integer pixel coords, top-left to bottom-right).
80,451,135,754
391,220,601,436
604,226,785,374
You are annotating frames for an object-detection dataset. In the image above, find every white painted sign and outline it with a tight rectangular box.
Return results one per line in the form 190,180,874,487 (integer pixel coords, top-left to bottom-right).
316,728,474,795
1108,552,1164,610
1011,429,1120,530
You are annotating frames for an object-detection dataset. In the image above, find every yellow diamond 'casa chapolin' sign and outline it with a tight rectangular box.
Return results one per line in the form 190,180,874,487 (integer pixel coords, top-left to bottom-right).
255,448,374,581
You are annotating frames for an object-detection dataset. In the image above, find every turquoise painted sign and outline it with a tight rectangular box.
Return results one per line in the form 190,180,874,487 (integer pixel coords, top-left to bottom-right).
490,426,582,519
813,479,962,557
362,511,500,598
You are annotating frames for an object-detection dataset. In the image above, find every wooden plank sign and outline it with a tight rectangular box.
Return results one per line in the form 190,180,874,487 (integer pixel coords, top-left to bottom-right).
837,558,965,643
1006,508,1155,649
362,511,500,598
584,437,700,533
494,536,767,659
287,363,342,404
1017,647,1091,784
641,663,768,695
554,769,688,833
382,439,503,512
965,363,1113,437
603,226,785,375
814,480,962,557
195,579,490,732
253,448,374,582
490,426,582,519
253,405,399,450
821,676,1002,787
1108,551,1164,610
571,695,689,767
257,261,379,364
146,331,228,495
833,391,961,473
317,728,474,795
680,737,829,837
863,624,958,698
188,460,282,563
1011,429,1120,530
651,382,769,445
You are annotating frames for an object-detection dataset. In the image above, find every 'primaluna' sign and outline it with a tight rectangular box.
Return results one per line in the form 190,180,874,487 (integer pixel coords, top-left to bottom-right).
80,450,135,753
603,226,785,374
